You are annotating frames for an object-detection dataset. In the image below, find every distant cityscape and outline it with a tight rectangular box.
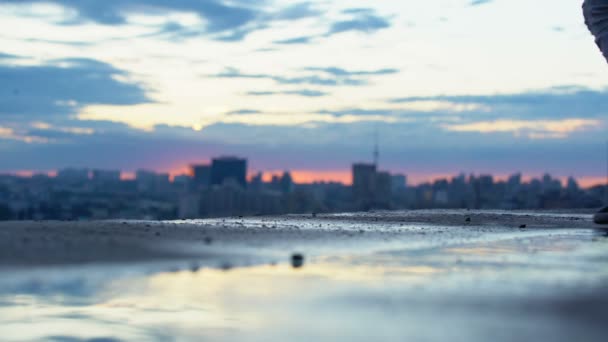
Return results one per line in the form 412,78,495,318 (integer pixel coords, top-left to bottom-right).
0,156,606,221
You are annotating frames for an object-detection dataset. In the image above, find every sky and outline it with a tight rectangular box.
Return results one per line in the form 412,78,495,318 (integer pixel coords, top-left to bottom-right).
0,0,607,185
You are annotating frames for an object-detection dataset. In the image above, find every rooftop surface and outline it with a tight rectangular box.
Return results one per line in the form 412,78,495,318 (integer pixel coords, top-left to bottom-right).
1,210,607,341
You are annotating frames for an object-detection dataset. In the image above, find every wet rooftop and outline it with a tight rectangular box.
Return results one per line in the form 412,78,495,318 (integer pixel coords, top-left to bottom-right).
0,210,607,341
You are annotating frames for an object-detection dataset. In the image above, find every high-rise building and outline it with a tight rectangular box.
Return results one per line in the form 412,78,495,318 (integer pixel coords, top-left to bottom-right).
352,163,377,202
91,169,121,182
390,174,407,191
211,157,247,188
280,171,293,194
191,164,211,187
249,172,264,191
136,170,170,192
375,171,392,206
57,168,89,181
567,176,579,192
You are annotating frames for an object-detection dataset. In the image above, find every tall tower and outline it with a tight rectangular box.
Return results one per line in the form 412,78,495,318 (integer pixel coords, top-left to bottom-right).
373,127,379,168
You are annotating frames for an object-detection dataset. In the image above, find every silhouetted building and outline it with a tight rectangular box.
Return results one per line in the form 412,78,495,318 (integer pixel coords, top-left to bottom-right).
391,174,407,191
542,173,562,193
179,193,201,219
352,163,377,204
249,172,264,191
57,168,89,181
567,177,579,192
211,157,247,188
191,164,211,187
136,169,170,192
172,174,191,191
1,155,606,222
91,169,120,182
375,171,392,207
280,171,293,194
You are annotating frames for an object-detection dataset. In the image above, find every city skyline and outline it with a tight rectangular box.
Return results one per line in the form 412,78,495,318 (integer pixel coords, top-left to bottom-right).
1,0,607,183
2,153,604,221
2,158,604,189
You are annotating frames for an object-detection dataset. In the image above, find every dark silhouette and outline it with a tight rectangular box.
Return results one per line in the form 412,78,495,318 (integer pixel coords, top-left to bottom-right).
583,1,608,223
583,0,608,62
594,206,608,224
291,253,304,268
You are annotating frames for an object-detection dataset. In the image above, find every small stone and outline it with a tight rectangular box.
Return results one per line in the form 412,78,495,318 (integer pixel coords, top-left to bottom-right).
312,212,317,218
519,224,527,229
465,217,471,223
203,236,213,245
291,253,304,268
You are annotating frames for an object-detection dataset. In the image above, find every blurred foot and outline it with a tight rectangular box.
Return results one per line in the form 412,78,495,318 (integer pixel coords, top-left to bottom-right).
583,0,608,63
594,206,608,224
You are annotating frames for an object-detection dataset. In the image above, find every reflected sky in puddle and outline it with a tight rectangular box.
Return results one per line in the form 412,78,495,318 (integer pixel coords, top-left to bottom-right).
1,231,608,342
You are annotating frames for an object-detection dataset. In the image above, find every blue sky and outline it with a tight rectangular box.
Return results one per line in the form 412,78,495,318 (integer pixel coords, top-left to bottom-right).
0,0,607,184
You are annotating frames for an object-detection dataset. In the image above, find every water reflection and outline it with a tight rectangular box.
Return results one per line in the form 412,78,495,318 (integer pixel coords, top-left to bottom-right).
1,232,607,342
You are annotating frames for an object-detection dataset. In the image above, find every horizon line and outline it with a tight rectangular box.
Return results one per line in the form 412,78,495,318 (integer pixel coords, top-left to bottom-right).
2,168,606,189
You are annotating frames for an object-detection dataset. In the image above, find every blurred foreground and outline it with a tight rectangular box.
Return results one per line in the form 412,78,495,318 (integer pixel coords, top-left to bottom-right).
0,210,607,341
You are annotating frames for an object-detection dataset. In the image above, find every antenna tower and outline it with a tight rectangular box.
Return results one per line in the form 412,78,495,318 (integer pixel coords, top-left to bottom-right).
373,127,379,168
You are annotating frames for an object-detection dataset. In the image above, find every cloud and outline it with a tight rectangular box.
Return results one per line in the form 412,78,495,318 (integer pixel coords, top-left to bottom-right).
313,86,607,140
274,36,314,45
246,89,329,97
442,119,600,139
213,66,397,87
273,75,364,86
2,119,604,182
272,2,321,20
213,67,268,79
317,101,487,118
272,7,389,45
0,126,48,143
326,8,390,36
212,67,366,87
317,108,396,117
26,121,95,139
304,67,399,77
2,0,259,29
470,0,493,6
389,86,608,120
2,1,322,42
0,58,151,122
0,52,21,59
0,94,604,181
227,109,261,115
0,118,138,145
23,38,94,47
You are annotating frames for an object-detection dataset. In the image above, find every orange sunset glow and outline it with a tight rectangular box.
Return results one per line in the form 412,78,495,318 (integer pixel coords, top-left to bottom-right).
3,168,605,189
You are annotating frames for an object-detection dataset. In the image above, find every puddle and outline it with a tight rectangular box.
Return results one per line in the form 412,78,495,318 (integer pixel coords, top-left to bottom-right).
1,230,607,342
